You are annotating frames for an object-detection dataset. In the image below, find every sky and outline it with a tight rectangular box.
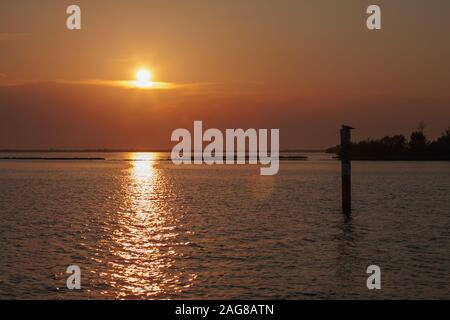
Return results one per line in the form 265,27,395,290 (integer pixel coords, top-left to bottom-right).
1,0,450,150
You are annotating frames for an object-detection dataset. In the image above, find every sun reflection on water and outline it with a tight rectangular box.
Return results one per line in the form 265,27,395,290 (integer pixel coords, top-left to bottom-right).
98,152,196,298
132,153,156,181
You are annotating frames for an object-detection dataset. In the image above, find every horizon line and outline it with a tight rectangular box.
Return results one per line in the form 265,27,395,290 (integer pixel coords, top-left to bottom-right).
0,148,326,153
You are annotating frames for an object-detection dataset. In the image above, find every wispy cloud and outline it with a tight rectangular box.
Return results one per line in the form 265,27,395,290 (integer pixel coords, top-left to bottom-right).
55,79,176,90
0,77,264,97
0,78,179,89
53,79,257,96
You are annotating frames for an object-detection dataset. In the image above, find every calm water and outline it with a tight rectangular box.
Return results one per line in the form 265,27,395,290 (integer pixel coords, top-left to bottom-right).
0,152,449,299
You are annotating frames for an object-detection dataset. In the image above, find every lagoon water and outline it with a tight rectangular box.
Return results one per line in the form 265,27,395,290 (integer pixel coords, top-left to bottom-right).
0,152,449,299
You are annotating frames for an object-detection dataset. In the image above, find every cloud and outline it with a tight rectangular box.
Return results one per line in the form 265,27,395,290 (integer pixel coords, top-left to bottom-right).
53,79,262,97
54,79,176,90
0,77,269,99
0,33,29,41
0,78,181,90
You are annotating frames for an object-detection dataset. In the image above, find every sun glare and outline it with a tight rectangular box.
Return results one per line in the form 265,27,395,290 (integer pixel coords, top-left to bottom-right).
135,69,153,88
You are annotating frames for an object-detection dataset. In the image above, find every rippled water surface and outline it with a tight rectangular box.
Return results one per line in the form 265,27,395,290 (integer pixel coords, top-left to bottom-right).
0,152,449,299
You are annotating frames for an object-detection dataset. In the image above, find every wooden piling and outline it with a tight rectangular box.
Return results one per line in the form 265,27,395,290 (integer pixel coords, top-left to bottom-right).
340,125,354,214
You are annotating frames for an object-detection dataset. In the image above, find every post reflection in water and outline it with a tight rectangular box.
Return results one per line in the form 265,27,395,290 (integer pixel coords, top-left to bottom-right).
103,153,196,298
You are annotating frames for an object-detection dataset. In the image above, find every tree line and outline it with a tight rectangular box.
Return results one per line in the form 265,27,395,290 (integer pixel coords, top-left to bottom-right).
327,123,450,160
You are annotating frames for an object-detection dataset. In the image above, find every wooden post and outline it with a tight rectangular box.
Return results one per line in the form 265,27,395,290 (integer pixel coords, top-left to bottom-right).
340,125,354,214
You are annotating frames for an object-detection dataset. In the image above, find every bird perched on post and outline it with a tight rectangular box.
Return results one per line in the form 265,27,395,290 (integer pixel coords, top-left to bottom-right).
342,125,355,130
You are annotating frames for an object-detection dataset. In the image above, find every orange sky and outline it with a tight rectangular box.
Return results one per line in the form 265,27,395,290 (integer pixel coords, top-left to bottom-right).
1,0,450,149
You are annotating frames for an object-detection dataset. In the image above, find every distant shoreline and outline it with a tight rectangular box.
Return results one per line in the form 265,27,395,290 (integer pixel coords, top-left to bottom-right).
0,149,326,153
0,155,309,161
329,155,450,161
326,125,450,161
0,157,106,161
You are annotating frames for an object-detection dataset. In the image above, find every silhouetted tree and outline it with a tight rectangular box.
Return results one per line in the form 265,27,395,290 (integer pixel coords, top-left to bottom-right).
430,126,450,158
328,123,450,160
409,122,428,157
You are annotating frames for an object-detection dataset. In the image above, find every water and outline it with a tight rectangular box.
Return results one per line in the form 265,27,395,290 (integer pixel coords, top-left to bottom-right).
0,152,449,299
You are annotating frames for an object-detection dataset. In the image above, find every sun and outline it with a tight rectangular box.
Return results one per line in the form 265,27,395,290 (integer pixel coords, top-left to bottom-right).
128,67,171,89
135,68,153,88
